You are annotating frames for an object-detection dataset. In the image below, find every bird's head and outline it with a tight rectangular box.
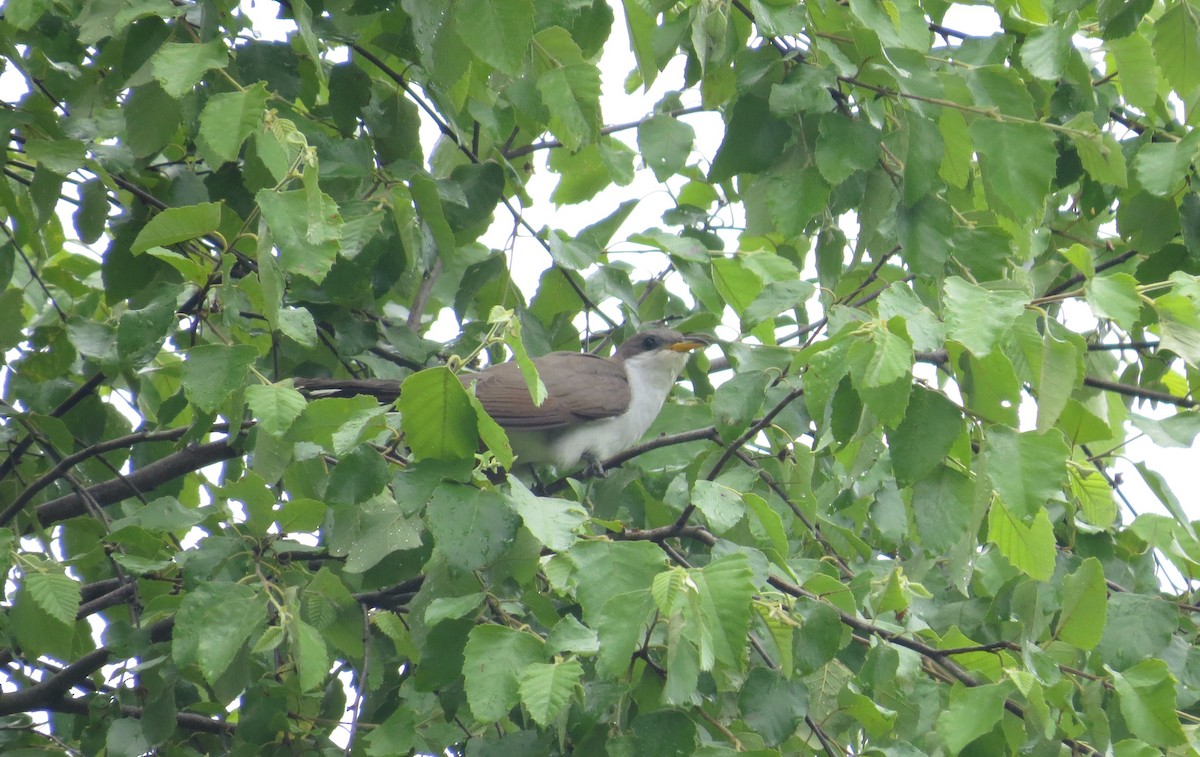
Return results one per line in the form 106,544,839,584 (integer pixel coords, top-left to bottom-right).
616,328,710,378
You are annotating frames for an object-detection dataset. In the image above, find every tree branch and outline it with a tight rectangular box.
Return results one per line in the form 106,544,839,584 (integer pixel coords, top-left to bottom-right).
31,441,239,527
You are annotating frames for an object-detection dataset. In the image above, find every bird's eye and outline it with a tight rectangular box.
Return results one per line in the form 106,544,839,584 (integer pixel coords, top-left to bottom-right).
643,334,659,349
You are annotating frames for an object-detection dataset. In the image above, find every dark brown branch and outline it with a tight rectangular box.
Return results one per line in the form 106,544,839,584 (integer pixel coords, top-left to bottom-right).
1087,340,1159,351
48,696,233,735
0,618,172,717
0,372,107,482
732,448,853,577
915,350,1195,408
2,424,240,526
32,441,239,527
667,386,806,533
542,425,722,494
705,387,804,482
1043,248,1139,297
1082,376,1196,408
615,524,717,545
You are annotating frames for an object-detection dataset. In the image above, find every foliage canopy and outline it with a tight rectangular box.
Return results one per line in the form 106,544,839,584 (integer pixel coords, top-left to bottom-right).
2,0,1200,754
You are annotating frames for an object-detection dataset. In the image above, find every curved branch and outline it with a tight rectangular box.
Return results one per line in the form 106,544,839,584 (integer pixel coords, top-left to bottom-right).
2,424,241,525
49,696,232,735
1082,375,1196,408
0,618,172,717
0,372,107,482
542,425,721,494
32,441,239,527
916,350,1196,408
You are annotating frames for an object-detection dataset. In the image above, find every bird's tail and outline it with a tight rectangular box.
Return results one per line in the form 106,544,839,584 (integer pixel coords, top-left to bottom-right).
293,377,402,404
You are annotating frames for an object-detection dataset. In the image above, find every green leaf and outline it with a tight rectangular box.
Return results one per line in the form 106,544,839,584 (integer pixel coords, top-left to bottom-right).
106,720,151,757
936,682,1012,753
1036,330,1079,431
1106,32,1158,114
463,624,545,722
765,167,831,238
839,689,898,738
1068,467,1117,528
848,321,913,427
939,108,973,188
426,484,519,573
547,139,635,205
74,178,108,243
256,188,341,283
1132,462,1195,537
518,660,583,727
904,115,945,206
277,498,326,533
534,29,602,150
151,40,229,97
1130,411,1200,448
711,370,769,443
506,478,587,551
744,279,817,328
743,492,789,565
181,344,257,414
944,277,1029,356
1153,292,1200,365
984,427,1069,518
887,387,963,486
711,256,763,317
246,383,307,437
815,113,881,185
628,229,709,263
1055,557,1106,650
693,553,755,675
969,119,1057,222
1086,273,1141,330
547,229,601,269
691,480,745,535
1109,659,1186,747
398,367,478,462
131,202,222,254
465,387,514,469
1099,0,1152,38
737,668,808,746
566,540,666,624
458,0,532,75
425,594,485,626
621,0,658,89
1098,593,1178,670
173,582,265,685
709,95,792,182
1153,2,1200,102
343,500,423,573
1070,123,1128,187
326,445,390,506
1133,136,1199,198
290,617,329,691
196,84,270,167
638,114,695,181
987,502,1056,581
25,568,80,627
1020,23,1074,81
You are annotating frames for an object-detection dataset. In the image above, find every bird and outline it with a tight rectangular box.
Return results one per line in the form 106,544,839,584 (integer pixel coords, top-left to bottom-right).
295,328,708,475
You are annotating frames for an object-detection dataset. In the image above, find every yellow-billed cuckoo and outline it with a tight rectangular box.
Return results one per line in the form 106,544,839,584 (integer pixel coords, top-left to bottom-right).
296,328,708,474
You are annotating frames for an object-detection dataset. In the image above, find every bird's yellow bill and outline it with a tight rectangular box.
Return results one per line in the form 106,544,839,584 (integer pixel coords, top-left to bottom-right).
669,337,709,352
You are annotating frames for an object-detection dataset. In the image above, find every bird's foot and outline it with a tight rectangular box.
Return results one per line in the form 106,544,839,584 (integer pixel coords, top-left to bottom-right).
581,453,608,479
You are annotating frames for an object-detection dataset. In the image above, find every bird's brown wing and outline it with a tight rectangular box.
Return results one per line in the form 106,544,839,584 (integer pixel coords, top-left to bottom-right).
460,351,630,430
